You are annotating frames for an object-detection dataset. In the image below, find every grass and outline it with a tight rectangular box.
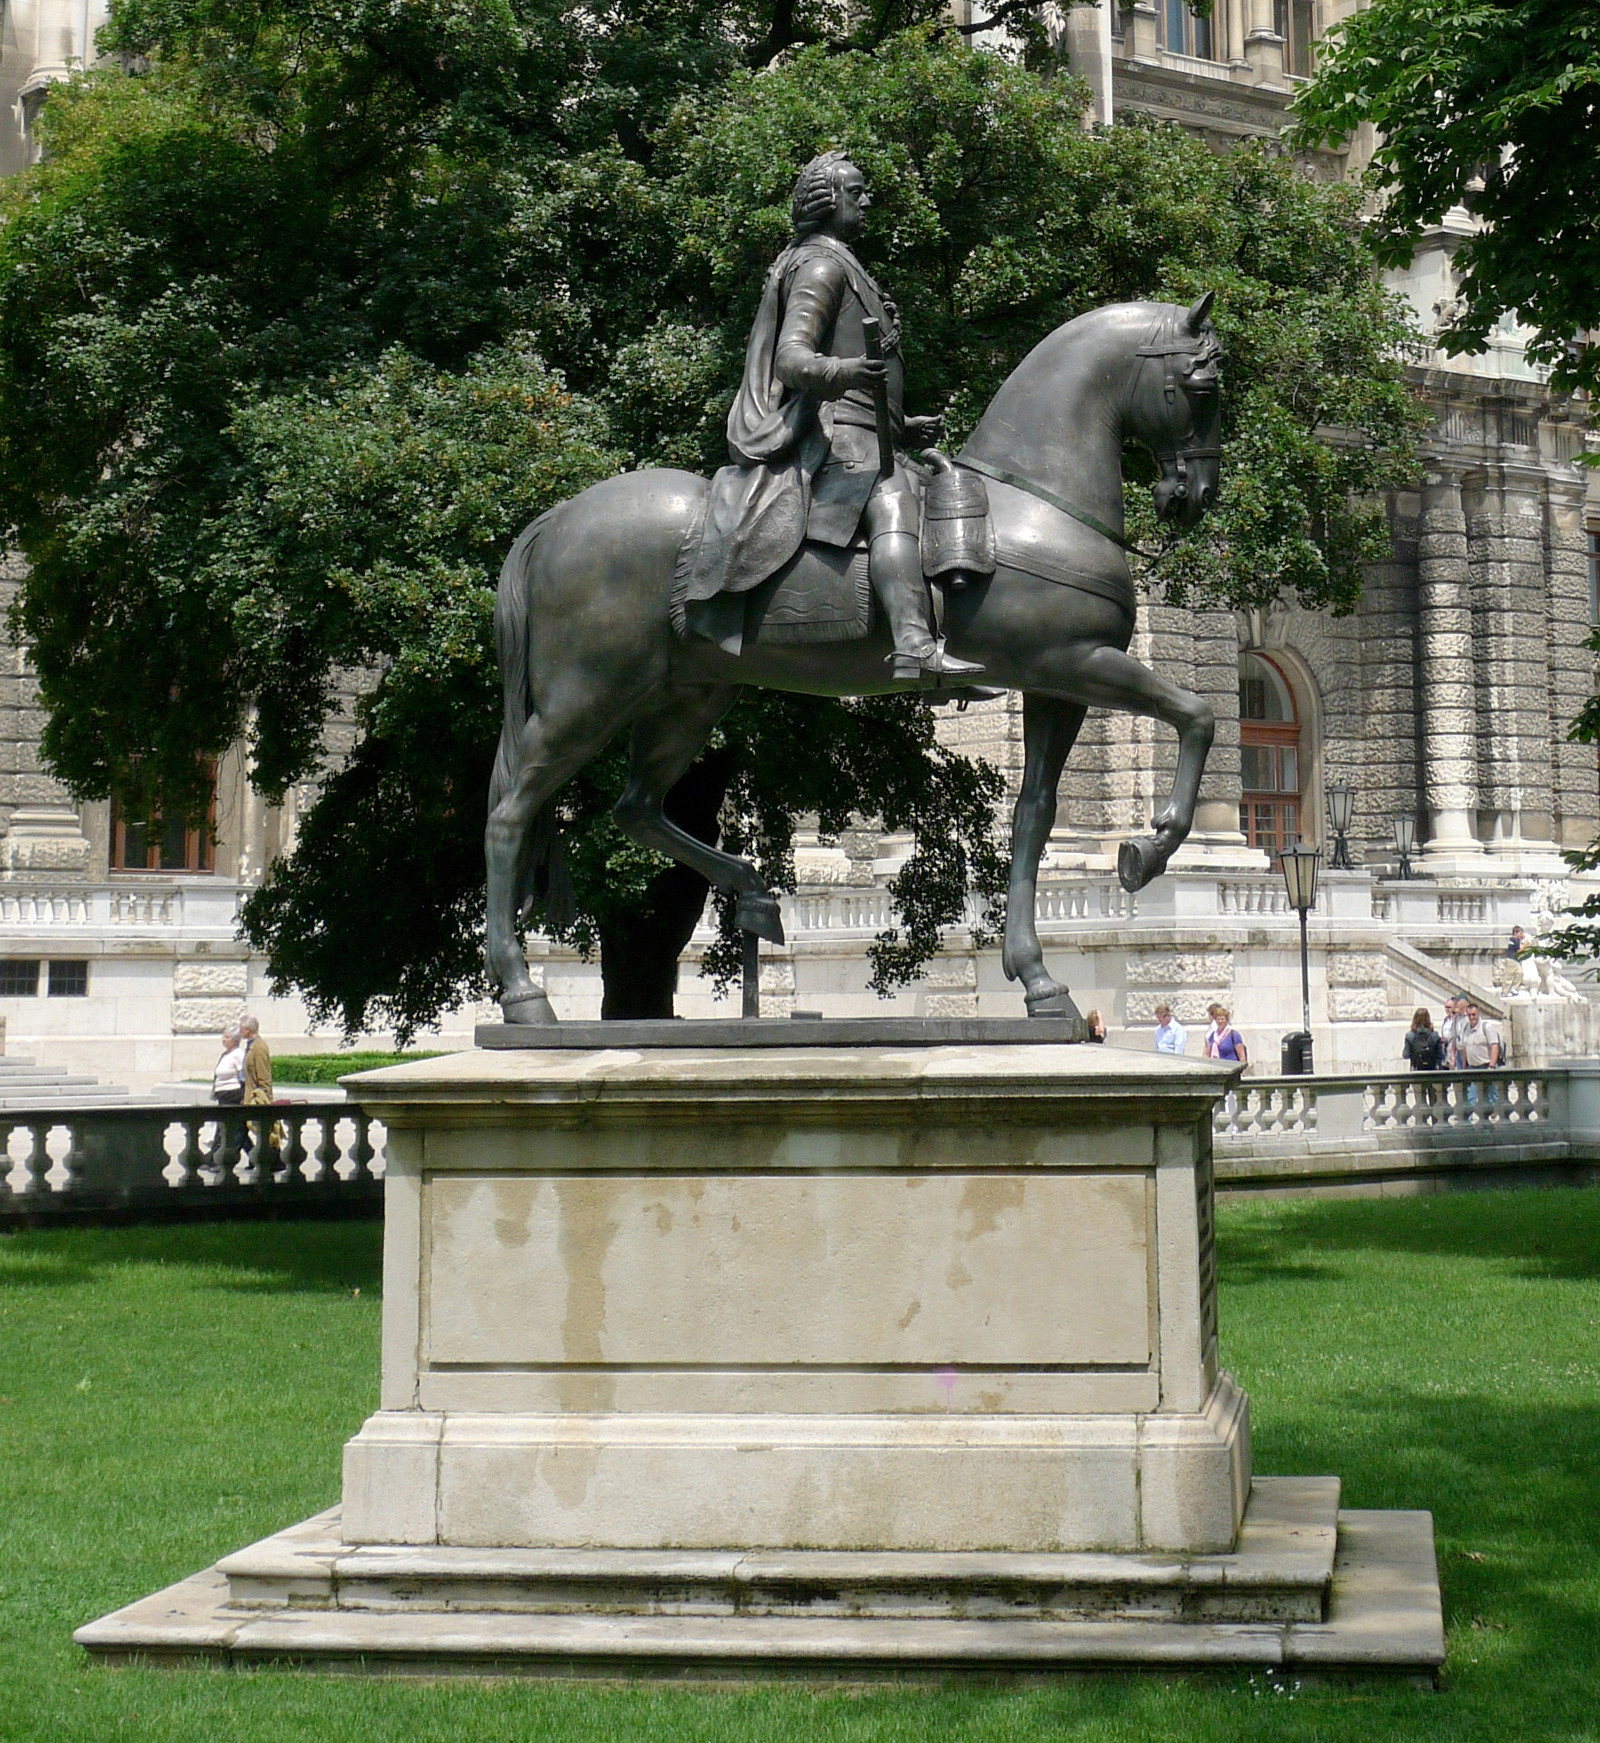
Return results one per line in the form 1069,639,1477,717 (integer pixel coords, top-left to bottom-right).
1,1188,1597,1740
270,1052,446,1085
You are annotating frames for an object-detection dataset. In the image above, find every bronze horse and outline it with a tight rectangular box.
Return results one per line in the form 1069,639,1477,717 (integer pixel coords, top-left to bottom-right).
486,295,1223,1023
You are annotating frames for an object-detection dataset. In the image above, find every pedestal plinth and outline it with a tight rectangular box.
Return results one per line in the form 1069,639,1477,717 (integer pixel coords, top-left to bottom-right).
344,1039,1246,1555
77,1027,1444,1678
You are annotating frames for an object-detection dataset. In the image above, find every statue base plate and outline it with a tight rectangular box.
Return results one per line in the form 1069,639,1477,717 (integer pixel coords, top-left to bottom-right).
75,1479,1444,1680
475,1016,1089,1049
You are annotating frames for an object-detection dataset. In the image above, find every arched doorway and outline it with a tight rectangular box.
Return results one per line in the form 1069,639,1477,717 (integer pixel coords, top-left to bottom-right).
1239,652,1302,858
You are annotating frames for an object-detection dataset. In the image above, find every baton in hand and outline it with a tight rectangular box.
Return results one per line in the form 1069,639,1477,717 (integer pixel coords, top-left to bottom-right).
861,316,895,479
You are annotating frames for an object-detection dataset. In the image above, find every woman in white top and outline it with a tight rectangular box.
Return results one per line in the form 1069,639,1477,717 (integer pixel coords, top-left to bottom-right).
212,1028,247,1104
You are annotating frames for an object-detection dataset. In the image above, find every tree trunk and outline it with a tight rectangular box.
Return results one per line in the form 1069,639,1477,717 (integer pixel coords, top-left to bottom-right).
598,751,733,1019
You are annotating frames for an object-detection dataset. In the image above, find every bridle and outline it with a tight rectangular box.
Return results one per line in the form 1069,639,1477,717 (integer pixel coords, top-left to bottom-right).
1133,319,1223,511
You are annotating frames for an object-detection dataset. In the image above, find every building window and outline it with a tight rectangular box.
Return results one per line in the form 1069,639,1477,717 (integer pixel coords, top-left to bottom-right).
1275,0,1315,74
110,772,217,873
47,960,89,998
1239,652,1302,858
1160,0,1213,58
0,960,41,997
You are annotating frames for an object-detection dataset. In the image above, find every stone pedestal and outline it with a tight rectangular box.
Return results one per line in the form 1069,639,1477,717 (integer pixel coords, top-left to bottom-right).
76,1027,1443,1678
344,1041,1246,1555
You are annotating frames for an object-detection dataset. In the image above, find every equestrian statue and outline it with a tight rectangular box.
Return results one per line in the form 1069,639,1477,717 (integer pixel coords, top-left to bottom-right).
486,151,1223,1025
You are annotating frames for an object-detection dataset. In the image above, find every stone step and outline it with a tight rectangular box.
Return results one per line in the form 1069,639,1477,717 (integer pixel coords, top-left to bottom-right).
218,1479,1339,1628
0,1089,139,1108
76,1501,1445,1680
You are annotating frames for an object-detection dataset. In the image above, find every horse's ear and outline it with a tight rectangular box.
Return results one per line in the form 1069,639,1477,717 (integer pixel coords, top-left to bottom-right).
1185,292,1215,334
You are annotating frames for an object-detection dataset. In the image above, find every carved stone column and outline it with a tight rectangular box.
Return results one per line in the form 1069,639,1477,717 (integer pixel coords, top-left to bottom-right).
1544,473,1598,849
1188,606,1248,847
1415,469,1483,864
1058,0,1114,126
1243,0,1286,84
1466,451,1560,866
1126,2,1160,61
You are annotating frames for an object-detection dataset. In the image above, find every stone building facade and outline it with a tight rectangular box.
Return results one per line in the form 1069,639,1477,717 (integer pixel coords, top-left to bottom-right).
1,2,1597,1084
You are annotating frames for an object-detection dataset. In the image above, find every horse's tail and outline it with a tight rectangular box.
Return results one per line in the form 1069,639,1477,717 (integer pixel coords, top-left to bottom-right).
490,510,575,930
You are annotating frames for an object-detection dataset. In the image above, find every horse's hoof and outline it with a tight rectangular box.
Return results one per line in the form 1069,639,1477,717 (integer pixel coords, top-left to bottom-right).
1117,835,1167,893
1026,986,1082,1018
736,891,786,945
502,990,558,1026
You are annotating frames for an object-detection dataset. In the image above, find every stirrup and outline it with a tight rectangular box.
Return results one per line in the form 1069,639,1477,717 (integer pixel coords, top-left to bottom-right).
888,642,985,681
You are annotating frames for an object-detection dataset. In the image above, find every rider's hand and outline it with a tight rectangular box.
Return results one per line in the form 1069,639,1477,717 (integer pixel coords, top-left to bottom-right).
904,413,944,444
831,356,888,394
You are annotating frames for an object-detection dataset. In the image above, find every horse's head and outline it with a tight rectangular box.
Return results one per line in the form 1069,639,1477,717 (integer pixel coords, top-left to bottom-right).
1130,294,1223,531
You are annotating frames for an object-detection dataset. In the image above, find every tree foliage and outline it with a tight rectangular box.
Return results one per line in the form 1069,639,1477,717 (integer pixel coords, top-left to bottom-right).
0,3,1421,1037
1291,0,1600,398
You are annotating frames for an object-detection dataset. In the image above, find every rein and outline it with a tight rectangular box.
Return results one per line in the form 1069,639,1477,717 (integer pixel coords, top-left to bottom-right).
958,318,1220,566
956,455,1169,563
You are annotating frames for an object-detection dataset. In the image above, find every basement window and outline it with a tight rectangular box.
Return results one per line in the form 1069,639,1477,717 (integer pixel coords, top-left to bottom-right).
0,960,41,997
48,960,89,998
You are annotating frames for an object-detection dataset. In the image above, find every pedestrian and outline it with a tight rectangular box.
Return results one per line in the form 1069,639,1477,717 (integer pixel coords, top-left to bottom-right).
1209,1006,1248,1069
1201,1002,1224,1058
1459,1001,1504,1107
1402,1008,1444,1071
1152,1003,1188,1055
212,1026,246,1104
1439,997,1463,1070
1084,1009,1107,1043
241,1015,274,1105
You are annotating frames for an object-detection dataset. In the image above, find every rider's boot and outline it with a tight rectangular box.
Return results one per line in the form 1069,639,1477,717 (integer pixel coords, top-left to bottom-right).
870,531,985,681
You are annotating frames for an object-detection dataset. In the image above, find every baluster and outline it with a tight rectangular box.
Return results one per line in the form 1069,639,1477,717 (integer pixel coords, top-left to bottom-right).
163,1119,196,1188
37,1124,72,1193
3,1120,31,1198
356,1113,383,1181
279,1111,308,1184
307,1116,334,1184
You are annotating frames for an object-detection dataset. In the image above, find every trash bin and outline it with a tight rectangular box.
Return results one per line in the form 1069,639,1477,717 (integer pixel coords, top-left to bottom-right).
1281,1030,1313,1076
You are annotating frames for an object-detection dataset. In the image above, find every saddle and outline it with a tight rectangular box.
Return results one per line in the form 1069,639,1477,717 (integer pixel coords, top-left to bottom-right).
676,454,997,651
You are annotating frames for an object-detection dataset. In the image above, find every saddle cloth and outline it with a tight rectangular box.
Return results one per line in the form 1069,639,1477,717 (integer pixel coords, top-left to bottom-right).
679,539,873,650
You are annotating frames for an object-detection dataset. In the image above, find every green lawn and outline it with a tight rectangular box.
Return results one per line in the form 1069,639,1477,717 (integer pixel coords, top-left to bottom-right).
271,1052,446,1085
2,1189,1597,1741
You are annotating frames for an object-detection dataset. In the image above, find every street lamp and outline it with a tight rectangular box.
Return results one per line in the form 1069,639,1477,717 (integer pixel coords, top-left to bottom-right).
1392,812,1417,880
1279,840,1321,1076
1326,781,1356,870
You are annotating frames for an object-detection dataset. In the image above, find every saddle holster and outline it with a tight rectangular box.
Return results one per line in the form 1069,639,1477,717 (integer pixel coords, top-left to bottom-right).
920,451,997,590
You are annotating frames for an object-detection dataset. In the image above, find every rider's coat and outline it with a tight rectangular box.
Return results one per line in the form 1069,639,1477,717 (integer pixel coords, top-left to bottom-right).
680,232,916,618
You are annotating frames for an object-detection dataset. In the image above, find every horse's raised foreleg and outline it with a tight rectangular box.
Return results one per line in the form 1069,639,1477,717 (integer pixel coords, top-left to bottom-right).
486,700,631,1022
1003,695,1088,1014
1051,644,1215,893
613,686,785,942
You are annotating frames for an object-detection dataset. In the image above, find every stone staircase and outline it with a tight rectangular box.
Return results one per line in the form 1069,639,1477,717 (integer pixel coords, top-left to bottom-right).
0,1057,149,1110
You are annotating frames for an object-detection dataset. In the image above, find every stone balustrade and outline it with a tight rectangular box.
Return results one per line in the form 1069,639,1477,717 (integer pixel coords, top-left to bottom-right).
1213,1061,1600,1195
0,879,246,931
0,1104,386,1224
1034,882,1139,923
1216,877,1292,917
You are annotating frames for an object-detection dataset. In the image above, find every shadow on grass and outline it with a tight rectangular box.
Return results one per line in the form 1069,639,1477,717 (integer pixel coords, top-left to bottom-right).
1220,1186,1600,1283
0,1219,383,1295
1306,1386,1600,1703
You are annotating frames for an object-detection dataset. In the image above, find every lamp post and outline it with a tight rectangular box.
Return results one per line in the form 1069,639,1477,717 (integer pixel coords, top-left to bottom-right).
1326,781,1356,870
1392,812,1417,880
1279,840,1321,1076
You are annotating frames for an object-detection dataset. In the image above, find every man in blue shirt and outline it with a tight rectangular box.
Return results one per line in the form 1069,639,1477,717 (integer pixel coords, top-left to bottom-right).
1153,1004,1188,1055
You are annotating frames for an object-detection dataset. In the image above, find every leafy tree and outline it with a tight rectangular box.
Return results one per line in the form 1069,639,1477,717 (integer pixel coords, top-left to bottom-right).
1291,0,1600,397
0,7,1421,1038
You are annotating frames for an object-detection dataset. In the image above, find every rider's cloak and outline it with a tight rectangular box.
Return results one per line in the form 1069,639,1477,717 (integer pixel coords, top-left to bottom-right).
675,242,832,652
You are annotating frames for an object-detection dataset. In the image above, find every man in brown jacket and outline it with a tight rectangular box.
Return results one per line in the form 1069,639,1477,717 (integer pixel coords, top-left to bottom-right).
241,1015,274,1105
